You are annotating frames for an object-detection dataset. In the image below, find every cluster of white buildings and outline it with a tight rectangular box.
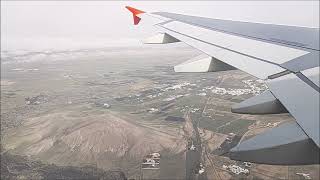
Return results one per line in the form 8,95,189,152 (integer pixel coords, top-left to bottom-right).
256,121,281,128
142,152,161,169
198,163,205,175
265,122,281,128
296,173,312,179
222,164,249,175
225,133,236,143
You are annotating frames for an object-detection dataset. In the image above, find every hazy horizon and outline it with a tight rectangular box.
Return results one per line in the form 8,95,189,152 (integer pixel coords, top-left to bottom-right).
1,1,319,51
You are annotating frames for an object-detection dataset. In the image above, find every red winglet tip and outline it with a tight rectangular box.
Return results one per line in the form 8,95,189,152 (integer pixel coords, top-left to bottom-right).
125,6,145,25
133,15,141,25
125,6,145,15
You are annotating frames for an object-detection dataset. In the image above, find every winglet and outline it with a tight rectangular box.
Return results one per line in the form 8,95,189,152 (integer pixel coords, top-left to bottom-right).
125,6,145,25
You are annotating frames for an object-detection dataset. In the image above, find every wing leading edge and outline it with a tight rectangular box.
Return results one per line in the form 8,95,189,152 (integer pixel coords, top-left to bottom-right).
126,6,320,165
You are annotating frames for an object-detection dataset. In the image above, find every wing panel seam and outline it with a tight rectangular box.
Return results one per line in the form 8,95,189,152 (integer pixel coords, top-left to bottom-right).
153,12,319,52
296,73,320,93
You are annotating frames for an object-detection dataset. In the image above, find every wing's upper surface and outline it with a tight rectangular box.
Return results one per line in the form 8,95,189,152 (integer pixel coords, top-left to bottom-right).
126,6,320,165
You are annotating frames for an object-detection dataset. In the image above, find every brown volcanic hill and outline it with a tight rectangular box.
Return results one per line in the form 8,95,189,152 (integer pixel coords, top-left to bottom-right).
3,106,185,170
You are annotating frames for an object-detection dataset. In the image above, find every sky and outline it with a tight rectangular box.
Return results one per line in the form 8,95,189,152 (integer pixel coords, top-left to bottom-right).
1,1,319,51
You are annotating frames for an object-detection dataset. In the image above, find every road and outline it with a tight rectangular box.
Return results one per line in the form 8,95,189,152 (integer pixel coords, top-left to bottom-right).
185,110,207,180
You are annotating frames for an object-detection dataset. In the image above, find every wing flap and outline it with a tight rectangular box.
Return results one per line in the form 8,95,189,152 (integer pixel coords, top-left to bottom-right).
267,73,320,147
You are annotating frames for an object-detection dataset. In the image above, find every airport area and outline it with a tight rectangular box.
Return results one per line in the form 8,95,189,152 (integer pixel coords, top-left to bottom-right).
1,45,319,179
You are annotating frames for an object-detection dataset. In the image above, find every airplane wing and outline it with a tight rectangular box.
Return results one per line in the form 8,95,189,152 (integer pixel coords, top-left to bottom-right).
126,6,319,165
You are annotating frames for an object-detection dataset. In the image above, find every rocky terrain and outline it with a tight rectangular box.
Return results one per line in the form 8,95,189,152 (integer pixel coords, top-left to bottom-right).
1,45,319,179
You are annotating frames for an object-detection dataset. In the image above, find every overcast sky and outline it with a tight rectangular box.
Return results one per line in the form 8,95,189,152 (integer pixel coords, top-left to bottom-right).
1,1,319,51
